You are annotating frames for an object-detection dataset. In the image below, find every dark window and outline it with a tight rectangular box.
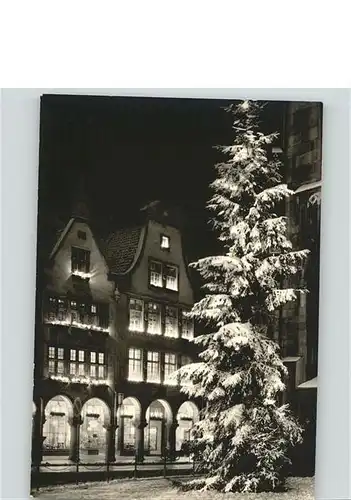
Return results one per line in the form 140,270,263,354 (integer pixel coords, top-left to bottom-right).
77,230,87,240
47,297,58,321
71,247,90,275
98,303,109,329
148,260,179,291
129,298,144,332
57,299,67,322
69,300,77,323
147,351,161,383
149,261,162,287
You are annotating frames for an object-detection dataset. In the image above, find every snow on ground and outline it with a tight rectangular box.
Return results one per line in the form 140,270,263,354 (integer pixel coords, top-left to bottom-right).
33,477,314,500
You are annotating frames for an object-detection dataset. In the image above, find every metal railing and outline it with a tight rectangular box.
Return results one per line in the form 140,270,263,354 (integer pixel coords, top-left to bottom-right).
31,454,202,491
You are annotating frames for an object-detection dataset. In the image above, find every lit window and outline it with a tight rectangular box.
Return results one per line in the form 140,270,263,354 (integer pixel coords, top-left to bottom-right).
98,353,104,364
128,348,143,382
78,350,85,362
147,351,161,383
70,363,76,375
48,347,55,359
90,365,97,378
48,360,55,373
147,302,161,335
70,349,76,361
181,311,194,340
90,352,96,364
57,348,64,360
91,304,97,314
78,364,85,376
98,366,105,378
57,361,64,374
161,235,170,250
149,261,162,287
164,353,177,385
57,298,67,321
165,265,178,291
129,298,144,332
165,306,178,338
71,247,90,275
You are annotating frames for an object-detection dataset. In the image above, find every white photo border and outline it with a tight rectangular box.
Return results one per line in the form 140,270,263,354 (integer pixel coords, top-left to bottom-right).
1,88,350,500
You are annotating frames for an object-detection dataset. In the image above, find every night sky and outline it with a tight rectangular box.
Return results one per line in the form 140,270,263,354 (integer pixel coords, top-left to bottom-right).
37,95,285,266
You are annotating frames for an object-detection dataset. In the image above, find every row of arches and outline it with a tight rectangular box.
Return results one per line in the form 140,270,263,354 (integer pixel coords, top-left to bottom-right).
33,395,199,460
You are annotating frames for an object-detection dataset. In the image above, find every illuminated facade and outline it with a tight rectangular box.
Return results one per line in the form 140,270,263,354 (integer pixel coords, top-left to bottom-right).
104,202,199,460
32,203,199,465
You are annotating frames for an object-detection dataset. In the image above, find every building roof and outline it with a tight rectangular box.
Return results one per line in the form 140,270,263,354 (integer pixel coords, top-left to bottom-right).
103,226,145,275
49,218,76,260
48,200,183,276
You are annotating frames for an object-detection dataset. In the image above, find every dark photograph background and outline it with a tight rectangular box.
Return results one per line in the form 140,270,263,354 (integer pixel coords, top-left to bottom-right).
37,95,284,268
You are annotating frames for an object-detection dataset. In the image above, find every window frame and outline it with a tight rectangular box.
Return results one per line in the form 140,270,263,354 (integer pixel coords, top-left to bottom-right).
164,352,177,385
148,260,163,288
56,361,65,374
128,347,143,382
78,363,85,376
77,230,87,240
147,302,162,335
128,297,144,332
71,246,91,275
164,264,179,291
146,350,161,384
148,258,179,293
164,306,179,338
160,234,170,250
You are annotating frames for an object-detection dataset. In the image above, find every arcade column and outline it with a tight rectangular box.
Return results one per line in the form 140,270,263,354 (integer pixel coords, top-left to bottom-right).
104,422,117,463
135,419,147,462
68,415,83,462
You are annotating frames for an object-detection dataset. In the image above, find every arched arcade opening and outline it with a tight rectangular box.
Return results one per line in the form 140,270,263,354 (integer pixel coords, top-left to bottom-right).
79,398,110,460
116,396,141,456
145,399,172,456
42,395,73,456
176,401,199,452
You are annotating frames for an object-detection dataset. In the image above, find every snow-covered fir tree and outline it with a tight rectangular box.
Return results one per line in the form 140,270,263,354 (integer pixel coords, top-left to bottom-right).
178,100,309,493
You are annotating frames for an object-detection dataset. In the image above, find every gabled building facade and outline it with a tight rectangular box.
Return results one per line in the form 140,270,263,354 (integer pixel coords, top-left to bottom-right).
104,202,200,460
32,216,119,465
31,203,200,466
